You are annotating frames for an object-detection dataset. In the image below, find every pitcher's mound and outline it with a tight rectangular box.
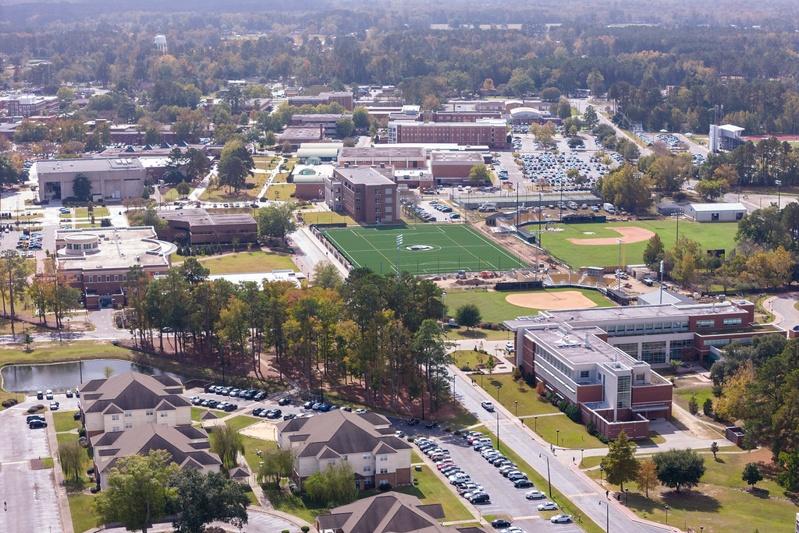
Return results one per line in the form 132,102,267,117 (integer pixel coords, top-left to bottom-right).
506,291,598,310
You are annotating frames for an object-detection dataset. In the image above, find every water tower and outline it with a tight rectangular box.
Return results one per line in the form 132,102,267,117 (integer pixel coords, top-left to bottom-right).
153,34,168,54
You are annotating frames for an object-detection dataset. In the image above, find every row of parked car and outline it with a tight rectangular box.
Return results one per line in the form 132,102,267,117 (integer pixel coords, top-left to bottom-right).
190,396,239,412
204,384,267,401
463,432,573,525
27,414,47,429
253,407,296,421
415,436,491,506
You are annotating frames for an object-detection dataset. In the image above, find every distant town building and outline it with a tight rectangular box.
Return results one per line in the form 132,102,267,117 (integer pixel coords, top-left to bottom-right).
709,124,744,152
296,142,342,163
686,202,746,222
429,151,486,185
55,227,173,308
338,146,428,170
325,166,398,224
277,126,324,149
276,410,412,491
158,208,258,245
34,158,146,202
154,34,168,54
387,119,508,149
0,94,58,117
288,91,354,110
290,114,352,137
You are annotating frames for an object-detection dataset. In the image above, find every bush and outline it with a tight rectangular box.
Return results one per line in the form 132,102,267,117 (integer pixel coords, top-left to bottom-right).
564,403,581,423
301,527,310,533
512,367,522,381
688,395,699,415
27,404,45,414
1,398,18,408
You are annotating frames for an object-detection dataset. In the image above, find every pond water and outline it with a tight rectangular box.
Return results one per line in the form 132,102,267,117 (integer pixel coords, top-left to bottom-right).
1,358,179,393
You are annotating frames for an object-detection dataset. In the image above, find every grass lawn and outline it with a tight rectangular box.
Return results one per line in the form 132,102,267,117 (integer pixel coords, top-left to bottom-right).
542,220,739,268
445,327,510,341
239,434,277,474
673,380,715,413
225,415,259,433
479,374,561,417
265,183,296,201
394,465,473,521
411,450,423,463
452,350,492,371
202,170,269,202
590,449,797,533
0,341,135,366
299,211,356,226
444,287,613,323
56,431,94,490
0,389,24,410
527,412,607,449
476,428,604,533
264,488,327,524
254,156,279,171
322,224,527,275
191,407,221,422
161,187,182,203
580,455,604,469
40,456,54,468
69,493,101,533
53,410,80,433
196,250,297,274
75,206,110,218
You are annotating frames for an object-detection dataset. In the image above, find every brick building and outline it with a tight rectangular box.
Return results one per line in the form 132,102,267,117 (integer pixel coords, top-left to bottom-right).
158,209,257,245
387,119,508,149
55,227,173,309
288,91,354,110
325,166,398,224
290,113,352,137
0,94,58,117
338,146,428,170
429,151,486,185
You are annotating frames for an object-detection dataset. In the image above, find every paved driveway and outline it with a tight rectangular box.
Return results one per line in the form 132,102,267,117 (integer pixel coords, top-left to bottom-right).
0,401,63,533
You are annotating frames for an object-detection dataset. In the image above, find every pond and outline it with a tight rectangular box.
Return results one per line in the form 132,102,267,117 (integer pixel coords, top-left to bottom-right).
1,358,180,393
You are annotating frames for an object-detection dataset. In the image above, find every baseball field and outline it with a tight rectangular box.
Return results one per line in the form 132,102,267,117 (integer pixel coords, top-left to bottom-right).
321,224,528,274
541,219,739,268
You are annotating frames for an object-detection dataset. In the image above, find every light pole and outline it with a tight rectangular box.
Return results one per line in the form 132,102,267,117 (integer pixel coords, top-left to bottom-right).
617,238,622,290
581,448,584,463
496,410,500,451
514,400,518,417
599,500,610,533
664,504,670,524
556,429,560,447
776,179,782,209
534,416,538,433
546,455,552,497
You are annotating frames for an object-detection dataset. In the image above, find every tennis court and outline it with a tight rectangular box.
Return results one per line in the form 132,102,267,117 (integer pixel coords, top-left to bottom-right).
321,224,528,274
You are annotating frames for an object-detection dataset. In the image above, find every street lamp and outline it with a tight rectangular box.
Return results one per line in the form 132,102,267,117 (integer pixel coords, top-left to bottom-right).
556,429,560,447
776,179,782,209
599,500,610,533
599,464,604,485
514,400,518,417
534,416,538,433
581,448,585,463
495,410,500,452
664,504,670,524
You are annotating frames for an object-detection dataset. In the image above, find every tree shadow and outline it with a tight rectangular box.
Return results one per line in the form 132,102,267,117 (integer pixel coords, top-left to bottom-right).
748,486,771,499
661,490,721,513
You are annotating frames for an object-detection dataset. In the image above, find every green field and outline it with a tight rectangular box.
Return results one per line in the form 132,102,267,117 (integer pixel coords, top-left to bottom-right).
444,287,613,323
322,224,527,274
542,220,739,268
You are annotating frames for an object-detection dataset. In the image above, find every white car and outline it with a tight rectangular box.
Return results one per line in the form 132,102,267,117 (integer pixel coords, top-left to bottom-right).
525,490,546,500
537,501,558,511
550,514,572,524
505,341,514,351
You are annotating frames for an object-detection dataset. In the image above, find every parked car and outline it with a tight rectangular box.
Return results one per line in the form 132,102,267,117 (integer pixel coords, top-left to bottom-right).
513,479,533,488
28,420,47,429
49,401,60,411
481,401,495,412
45,390,54,400
26,415,45,423
491,519,512,529
537,501,558,511
36,391,44,400
278,397,291,406
525,490,546,500
550,515,572,524
283,414,296,421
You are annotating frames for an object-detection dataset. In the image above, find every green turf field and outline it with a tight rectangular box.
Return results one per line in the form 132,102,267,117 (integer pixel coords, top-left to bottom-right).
541,219,738,268
322,224,527,274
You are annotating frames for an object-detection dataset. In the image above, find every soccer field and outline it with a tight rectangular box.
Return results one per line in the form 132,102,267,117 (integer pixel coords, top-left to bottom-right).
541,219,739,268
321,224,528,275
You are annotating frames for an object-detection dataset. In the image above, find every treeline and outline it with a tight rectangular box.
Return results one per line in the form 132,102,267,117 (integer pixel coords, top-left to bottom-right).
126,260,452,416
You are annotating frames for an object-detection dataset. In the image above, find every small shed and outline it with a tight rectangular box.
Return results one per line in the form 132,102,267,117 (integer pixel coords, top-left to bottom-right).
229,466,251,484
686,202,746,223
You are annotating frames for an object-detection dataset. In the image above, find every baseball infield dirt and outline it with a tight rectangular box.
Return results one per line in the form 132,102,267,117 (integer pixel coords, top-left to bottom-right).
505,290,598,310
568,226,655,246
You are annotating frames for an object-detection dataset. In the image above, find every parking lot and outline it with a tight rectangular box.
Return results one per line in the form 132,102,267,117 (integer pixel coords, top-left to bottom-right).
413,431,582,533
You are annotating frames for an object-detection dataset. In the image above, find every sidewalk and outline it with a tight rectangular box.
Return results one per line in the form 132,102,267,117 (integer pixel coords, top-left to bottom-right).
45,409,74,533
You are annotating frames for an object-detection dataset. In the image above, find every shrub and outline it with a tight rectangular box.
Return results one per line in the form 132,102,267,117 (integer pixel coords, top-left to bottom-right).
688,395,699,415
512,367,522,381
1,399,18,408
702,398,713,417
564,403,581,423
301,527,310,533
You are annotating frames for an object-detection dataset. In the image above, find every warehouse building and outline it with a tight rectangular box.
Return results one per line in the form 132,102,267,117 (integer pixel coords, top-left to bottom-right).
686,202,746,222
34,158,146,203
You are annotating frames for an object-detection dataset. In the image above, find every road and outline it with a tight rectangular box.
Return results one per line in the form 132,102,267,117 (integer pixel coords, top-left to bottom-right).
451,367,675,533
100,509,301,532
570,98,653,158
289,225,349,278
0,399,63,533
765,293,799,330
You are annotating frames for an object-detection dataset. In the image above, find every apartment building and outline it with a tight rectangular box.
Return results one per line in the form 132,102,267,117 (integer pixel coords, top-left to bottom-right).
506,299,765,367
55,227,173,308
158,209,258,245
325,166,398,224
79,372,192,437
79,372,219,489
507,322,672,439
387,119,508,149
317,492,484,533
276,411,412,491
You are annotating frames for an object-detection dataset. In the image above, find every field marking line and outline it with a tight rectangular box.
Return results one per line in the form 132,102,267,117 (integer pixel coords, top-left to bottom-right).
459,224,527,268
322,230,362,269
432,224,484,269
354,229,399,273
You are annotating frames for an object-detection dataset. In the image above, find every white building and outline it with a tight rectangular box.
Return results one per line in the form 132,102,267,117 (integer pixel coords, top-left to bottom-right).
686,202,746,222
709,124,744,152
34,158,146,202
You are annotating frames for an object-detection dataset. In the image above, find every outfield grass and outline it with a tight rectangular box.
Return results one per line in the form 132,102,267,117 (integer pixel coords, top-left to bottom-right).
53,410,80,433
480,374,561,417
323,224,527,275
394,465,473,521
542,220,738,268
68,493,101,533
444,287,613,323
589,449,796,533
195,251,297,274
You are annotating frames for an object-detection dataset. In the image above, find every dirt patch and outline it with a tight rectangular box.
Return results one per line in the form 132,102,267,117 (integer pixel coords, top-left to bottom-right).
505,290,598,310
240,420,278,441
568,226,655,246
